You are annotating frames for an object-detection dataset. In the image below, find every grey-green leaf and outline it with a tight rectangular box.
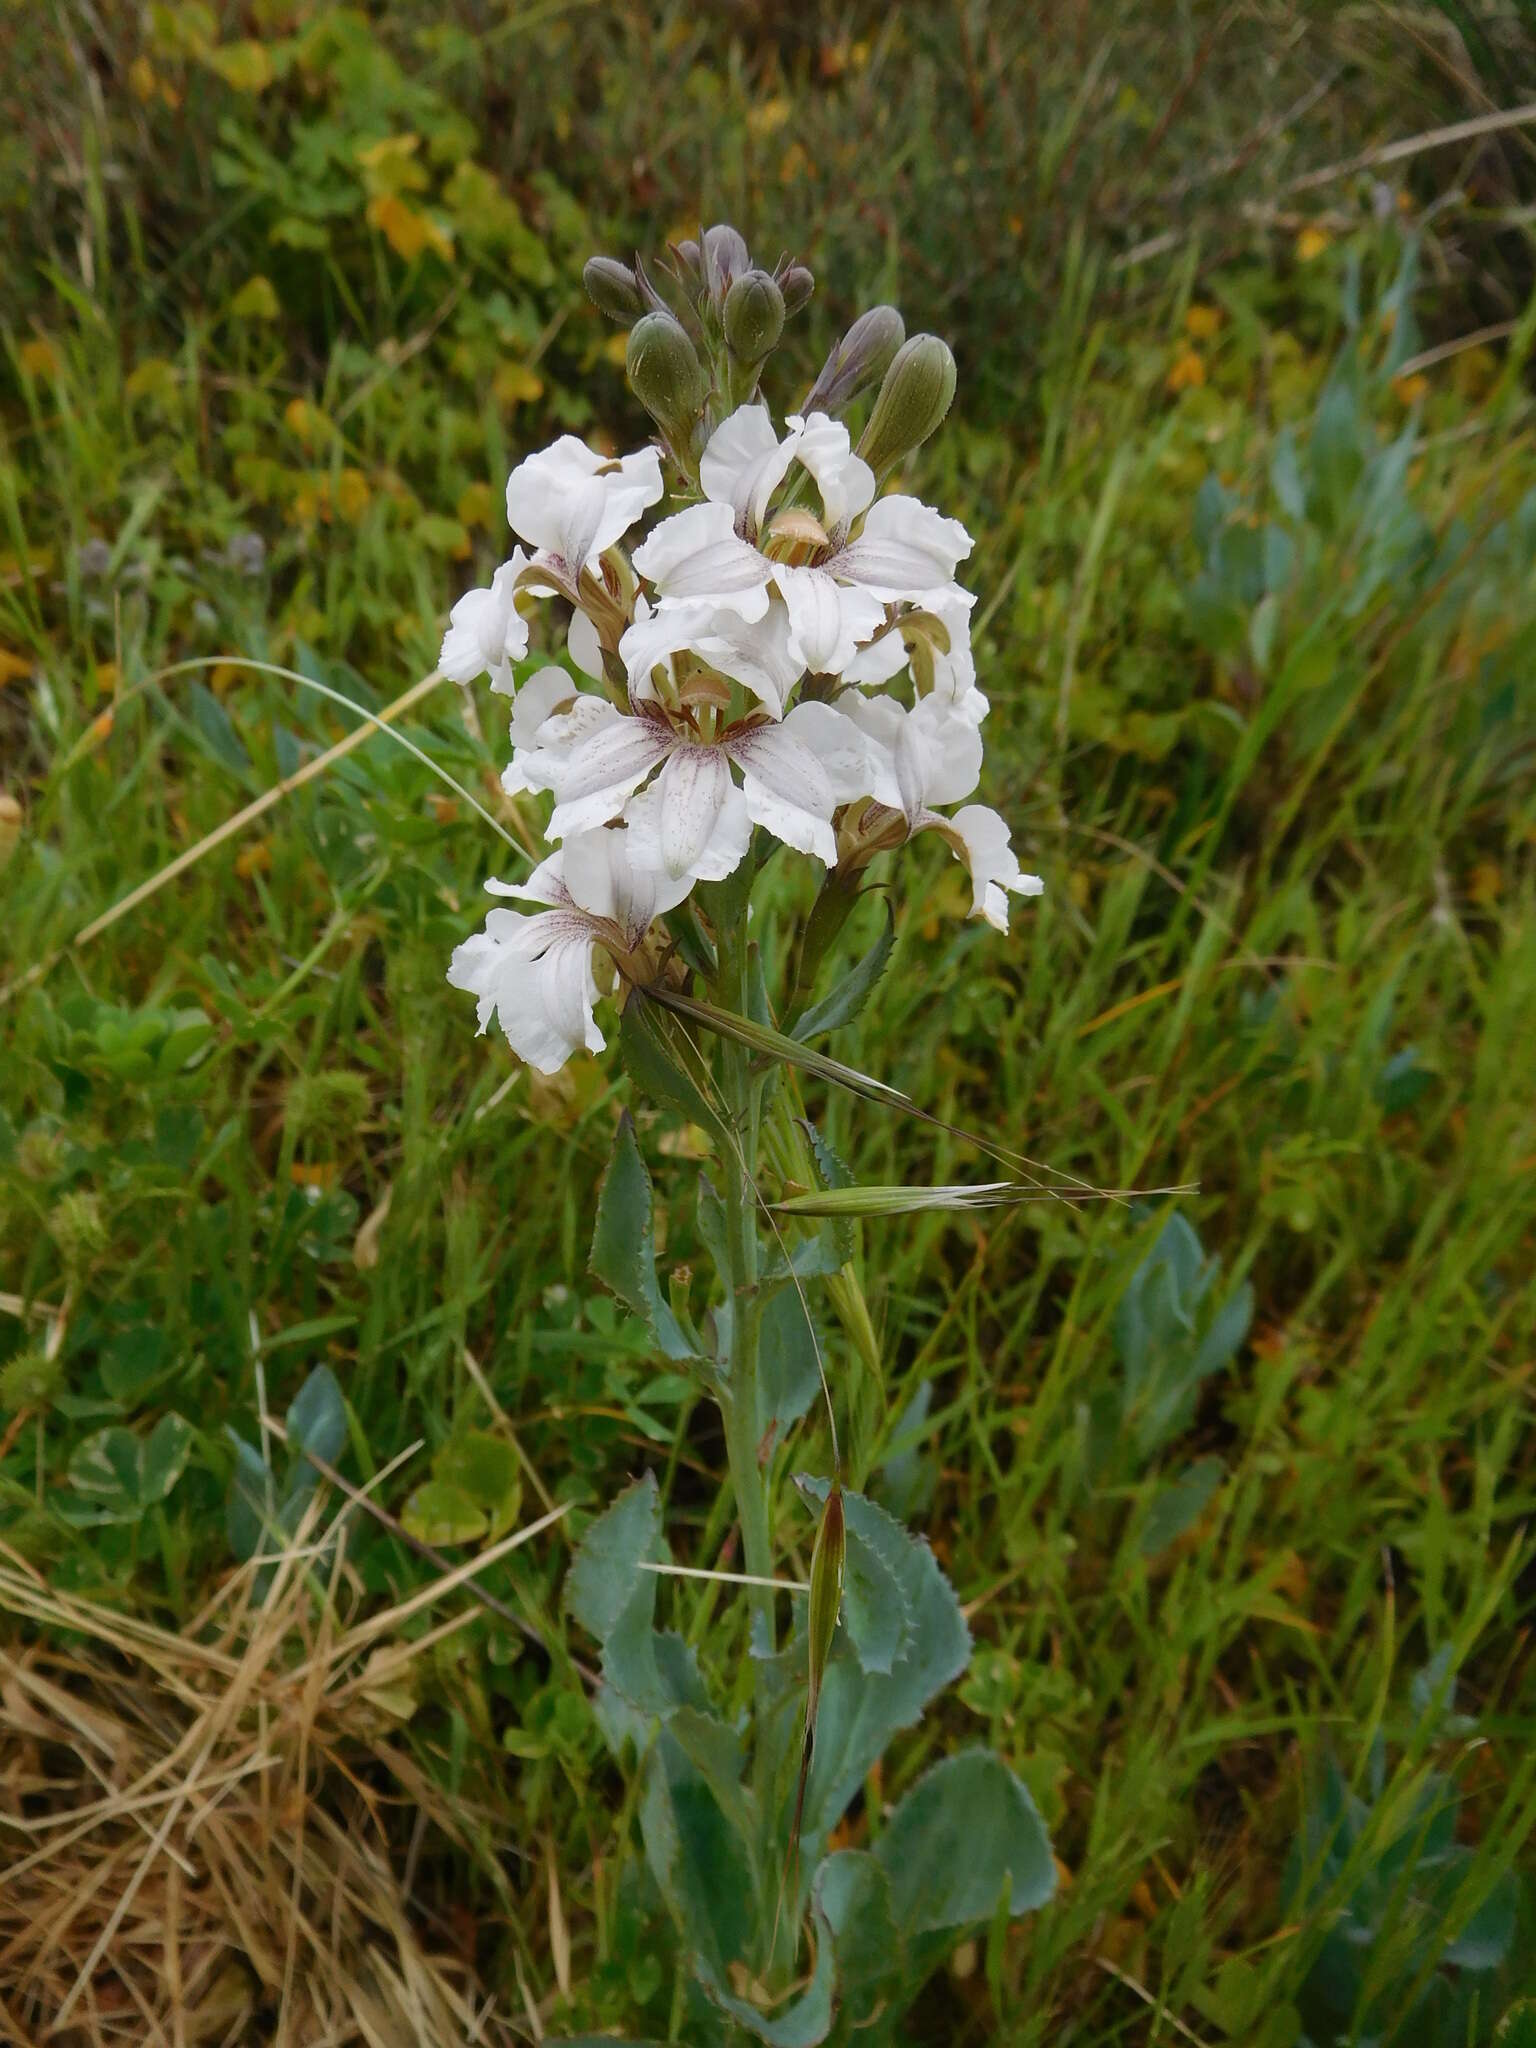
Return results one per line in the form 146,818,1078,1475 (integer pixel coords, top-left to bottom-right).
873,1749,1055,1932
792,907,893,1042
589,1112,698,1363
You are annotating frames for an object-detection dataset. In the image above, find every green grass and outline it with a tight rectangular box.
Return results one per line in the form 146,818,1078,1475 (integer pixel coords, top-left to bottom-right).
3,4,1536,2042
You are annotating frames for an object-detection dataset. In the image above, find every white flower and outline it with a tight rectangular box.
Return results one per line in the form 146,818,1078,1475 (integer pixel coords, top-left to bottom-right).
516,696,872,879
619,593,805,719
439,553,531,695
632,405,974,678
836,693,1040,931
505,438,663,583
447,828,690,1072
843,588,988,724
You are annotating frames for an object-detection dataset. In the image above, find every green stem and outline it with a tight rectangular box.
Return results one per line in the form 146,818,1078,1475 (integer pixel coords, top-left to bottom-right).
715,905,773,1654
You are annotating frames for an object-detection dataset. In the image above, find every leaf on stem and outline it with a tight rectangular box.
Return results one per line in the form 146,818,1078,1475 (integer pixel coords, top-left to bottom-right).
790,906,894,1043
590,1111,702,1365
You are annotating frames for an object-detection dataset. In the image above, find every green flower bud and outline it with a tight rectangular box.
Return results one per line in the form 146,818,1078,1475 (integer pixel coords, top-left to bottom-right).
803,304,905,416
0,1348,63,1416
856,332,957,476
779,263,815,315
583,255,644,322
626,311,707,437
723,268,785,363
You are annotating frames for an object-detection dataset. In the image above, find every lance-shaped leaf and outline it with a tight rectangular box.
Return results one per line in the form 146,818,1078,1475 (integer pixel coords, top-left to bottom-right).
642,1731,758,1991
694,1894,837,2047
791,906,894,1043
590,1111,699,1363
619,997,731,1154
757,1286,823,1447
638,987,915,1113
872,1749,1055,1933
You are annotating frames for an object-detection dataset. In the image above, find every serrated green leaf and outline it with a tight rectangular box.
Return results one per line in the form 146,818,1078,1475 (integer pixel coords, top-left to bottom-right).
694,1893,836,2046
642,1732,758,1993
589,1112,698,1363
873,1750,1055,1931
797,1476,913,1677
619,999,730,1153
791,907,894,1042
757,1287,822,1447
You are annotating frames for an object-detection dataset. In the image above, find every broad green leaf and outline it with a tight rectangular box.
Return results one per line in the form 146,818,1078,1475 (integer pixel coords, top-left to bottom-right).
67,1427,144,1513
873,1750,1055,1932
773,1481,960,1845
757,1287,822,1446
813,1851,904,2025
401,1479,487,1547
433,1430,522,1536
140,1413,194,1504
791,907,893,1043
589,1112,698,1363
285,1364,347,1470
695,1892,836,2046
1140,1456,1225,1557
797,1477,912,1677
225,1431,274,1561
566,1471,664,1646
641,1731,756,1987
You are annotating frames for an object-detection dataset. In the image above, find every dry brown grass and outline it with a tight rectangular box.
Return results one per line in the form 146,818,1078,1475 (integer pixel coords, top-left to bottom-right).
0,1513,553,2046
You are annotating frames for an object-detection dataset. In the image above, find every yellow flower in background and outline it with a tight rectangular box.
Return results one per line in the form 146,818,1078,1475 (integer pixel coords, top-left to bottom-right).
1166,349,1207,394
334,469,371,523
494,362,545,407
19,339,59,379
1392,372,1429,407
1185,304,1221,341
1296,226,1331,262
748,98,792,139
366,193,453,263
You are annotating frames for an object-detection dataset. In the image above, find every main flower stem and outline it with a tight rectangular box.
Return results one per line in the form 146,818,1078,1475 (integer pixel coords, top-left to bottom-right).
715,904,774,1659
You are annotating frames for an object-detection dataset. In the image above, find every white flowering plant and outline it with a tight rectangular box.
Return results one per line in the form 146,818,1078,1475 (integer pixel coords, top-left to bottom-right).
444,224,1057,2040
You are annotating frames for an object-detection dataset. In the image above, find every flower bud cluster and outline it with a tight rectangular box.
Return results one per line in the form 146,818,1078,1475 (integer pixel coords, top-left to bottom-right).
442,224,1041,1072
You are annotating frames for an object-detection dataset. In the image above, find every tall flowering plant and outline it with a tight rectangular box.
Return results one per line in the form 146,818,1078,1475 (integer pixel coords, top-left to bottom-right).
444,225,1054,2040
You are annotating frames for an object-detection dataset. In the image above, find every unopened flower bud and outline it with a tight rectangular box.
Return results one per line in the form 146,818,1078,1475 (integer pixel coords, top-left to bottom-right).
672,237,704,287
723,268,785,363
857,332,957,476
583,255,644,322
779,263,815,315
803,304,905,415
626,311,707,437
702,222,750,292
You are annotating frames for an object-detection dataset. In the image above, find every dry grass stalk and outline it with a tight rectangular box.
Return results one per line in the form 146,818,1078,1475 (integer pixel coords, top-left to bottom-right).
0,1517,541,2046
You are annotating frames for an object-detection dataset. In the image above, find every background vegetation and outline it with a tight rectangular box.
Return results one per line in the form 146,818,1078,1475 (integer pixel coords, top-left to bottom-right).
2,2,1534,2041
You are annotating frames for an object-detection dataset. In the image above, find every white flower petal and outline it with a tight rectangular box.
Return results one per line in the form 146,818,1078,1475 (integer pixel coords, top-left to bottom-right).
700,405,801,537
924,803,1042,933
834,495,973,598
627,782,751,884
786,411,875,534
504,691,619,797
906,694,983,808
447,907,603,1072
841,624,911,687
507,665,578,747
632,501,773,615
535,714,673,838
618,596,719,699
438,554,530,692
777,699,876,803
506,439,662,572
727,719,837,864
654,746,734,879
567,606,605,680
775,564,885,677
